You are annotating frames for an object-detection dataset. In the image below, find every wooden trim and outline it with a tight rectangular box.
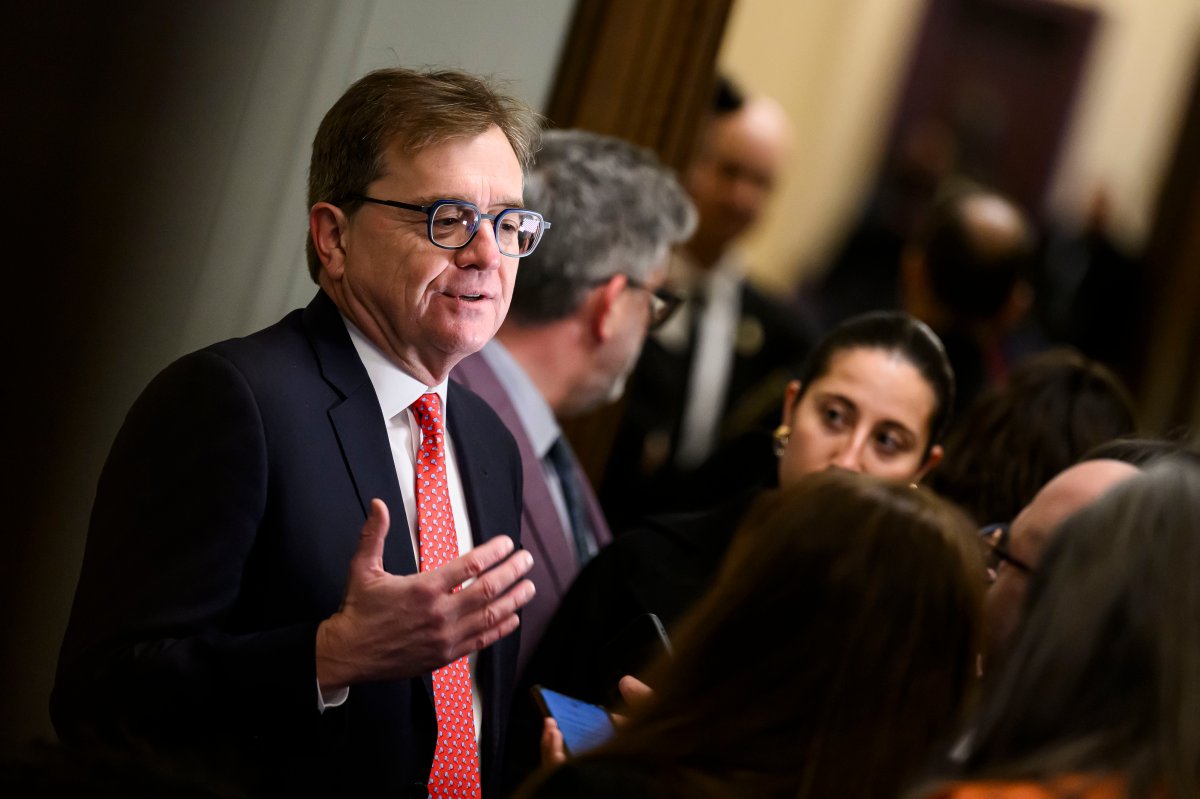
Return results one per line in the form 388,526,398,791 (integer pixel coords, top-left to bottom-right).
545,0,734,172
546,0,735,485
1141,42,1200,435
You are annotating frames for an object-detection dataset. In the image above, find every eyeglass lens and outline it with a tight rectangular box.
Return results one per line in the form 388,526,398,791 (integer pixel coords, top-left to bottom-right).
430,202,544,257
647,295,670,328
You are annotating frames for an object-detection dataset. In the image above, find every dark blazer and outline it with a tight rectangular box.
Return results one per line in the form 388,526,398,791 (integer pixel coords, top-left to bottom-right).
51,291,524,798
453,351,612,676
600,280,812,531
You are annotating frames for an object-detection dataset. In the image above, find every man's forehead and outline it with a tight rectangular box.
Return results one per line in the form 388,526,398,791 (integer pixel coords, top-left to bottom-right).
1013,459,1141,548
377,127,522,197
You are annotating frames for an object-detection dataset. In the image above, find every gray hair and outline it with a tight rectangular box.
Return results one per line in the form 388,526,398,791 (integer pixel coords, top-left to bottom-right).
507,129,696,323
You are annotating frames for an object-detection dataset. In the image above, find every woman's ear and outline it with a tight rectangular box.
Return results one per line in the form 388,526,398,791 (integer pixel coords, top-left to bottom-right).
781,379,803,425
912,444,944,483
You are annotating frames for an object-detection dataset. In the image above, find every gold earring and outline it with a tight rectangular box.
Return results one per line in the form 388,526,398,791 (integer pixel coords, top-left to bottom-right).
772,424,791,459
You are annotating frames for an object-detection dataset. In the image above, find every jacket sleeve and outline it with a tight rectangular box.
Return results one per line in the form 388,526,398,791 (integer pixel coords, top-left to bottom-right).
51,349,323,752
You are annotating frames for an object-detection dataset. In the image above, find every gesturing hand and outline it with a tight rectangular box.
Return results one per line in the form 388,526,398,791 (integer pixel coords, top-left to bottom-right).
316,498,535,691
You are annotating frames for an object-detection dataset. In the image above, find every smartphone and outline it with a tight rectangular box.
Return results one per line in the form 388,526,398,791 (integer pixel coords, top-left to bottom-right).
531,685,615,756
611,611,673,659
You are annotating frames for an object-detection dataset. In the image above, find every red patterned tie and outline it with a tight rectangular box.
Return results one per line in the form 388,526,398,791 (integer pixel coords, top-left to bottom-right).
412,392,482,799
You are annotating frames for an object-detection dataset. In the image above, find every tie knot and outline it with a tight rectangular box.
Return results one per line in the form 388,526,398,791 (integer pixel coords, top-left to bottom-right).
546,435,571,470
411,392,443,433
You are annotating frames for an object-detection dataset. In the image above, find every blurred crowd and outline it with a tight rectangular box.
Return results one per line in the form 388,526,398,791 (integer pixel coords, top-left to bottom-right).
12,65,1199,799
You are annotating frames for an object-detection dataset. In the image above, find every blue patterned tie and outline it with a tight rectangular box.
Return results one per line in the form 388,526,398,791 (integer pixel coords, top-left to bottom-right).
547,435,596,566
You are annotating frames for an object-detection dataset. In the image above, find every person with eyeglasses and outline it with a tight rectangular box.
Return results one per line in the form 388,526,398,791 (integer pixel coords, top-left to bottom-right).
52,68,546,798
453,129,696,678
979,457,1139,675
598,75,818,533
912,458,1200,799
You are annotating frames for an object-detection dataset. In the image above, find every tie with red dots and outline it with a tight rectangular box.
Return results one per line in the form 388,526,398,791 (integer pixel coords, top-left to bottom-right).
411,392,482,799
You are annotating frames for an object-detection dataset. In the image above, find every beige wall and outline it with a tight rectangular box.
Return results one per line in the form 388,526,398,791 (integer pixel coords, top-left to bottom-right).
719,0,1200,294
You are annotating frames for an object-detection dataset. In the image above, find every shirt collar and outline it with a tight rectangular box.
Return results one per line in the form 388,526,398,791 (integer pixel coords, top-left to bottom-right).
479,340,560,458
343,317,449,419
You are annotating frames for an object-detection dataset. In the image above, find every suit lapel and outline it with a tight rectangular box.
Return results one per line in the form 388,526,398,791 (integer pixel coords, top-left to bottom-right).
454,356,576,594
302,291,416,578
446,379,508,547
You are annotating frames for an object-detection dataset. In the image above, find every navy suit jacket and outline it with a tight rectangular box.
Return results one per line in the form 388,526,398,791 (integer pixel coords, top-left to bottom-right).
452,351,611,676
52,291,524,798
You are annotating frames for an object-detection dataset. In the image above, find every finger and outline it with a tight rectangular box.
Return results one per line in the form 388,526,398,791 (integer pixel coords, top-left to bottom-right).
451,594,528,660
618,675,653,708
431,535,517,591
452,571,536,649
540,717,566,766
350,498,390,577
453,548,535,615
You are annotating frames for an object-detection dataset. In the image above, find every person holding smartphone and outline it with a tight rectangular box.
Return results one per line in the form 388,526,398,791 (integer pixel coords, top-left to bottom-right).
504,311,957,789
515,469,984,798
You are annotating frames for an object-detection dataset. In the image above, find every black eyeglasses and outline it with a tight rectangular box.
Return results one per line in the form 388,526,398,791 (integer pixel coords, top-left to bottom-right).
978,523,1035,581
347,195,550,258
591,275,682,331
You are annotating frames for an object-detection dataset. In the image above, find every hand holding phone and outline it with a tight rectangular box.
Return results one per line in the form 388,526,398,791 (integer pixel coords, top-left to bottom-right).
531,685,615,757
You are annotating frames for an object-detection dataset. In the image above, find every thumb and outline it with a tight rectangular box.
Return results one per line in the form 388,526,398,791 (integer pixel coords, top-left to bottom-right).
350,498,390,576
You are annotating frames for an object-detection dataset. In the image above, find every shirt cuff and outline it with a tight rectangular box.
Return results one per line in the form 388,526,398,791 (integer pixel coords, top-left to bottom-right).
316,678,349,712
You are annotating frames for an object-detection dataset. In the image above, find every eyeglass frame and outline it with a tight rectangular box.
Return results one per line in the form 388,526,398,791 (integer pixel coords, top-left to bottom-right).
344,194,551,258
978,522,1035,577
588,274,682,331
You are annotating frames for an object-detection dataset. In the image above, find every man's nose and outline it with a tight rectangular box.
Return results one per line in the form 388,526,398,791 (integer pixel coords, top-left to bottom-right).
728,177,768,219
456,220,504,270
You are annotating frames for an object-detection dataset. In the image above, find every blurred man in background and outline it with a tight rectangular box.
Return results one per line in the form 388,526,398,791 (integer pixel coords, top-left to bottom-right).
600,76,814,531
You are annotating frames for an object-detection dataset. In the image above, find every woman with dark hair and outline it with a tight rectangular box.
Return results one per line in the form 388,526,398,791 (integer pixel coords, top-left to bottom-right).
504,311,958,789
929,347,1138,527
913,458,1200,799
519,470,984,799
775,309,955,482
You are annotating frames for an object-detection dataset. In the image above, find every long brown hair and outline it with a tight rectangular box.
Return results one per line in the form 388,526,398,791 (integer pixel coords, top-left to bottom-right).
532,470,984,799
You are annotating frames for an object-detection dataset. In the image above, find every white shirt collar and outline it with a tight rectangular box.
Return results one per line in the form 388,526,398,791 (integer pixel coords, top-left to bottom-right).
343,317,449,418
479,340,560,458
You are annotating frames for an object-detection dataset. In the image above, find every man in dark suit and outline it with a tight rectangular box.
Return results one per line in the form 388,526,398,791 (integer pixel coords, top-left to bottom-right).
600,77,815,531
51,68,544,799
453,130,696,675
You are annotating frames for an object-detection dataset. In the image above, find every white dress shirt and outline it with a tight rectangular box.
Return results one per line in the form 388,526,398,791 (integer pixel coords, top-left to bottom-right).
657,249,744,469
318,318,482,741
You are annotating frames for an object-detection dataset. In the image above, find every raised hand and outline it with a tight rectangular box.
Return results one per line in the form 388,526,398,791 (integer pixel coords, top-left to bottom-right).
316,498,535,691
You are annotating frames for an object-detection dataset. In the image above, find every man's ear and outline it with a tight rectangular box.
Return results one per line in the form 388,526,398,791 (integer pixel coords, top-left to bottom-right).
590,274,627,342
309,202,349,280
913,443,944,483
